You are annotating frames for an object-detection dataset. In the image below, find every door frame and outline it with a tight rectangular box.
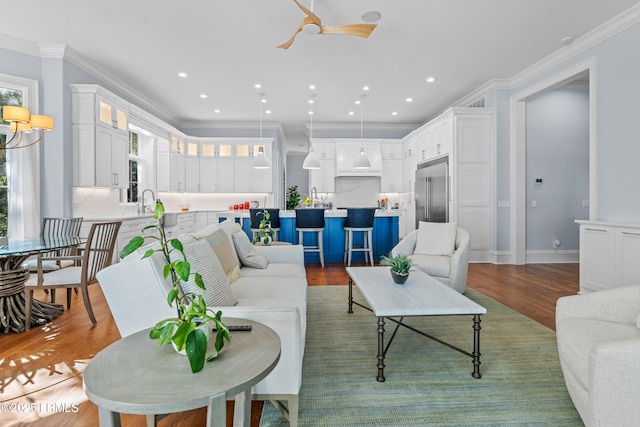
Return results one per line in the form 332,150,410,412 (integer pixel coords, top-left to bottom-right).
509,57,598,264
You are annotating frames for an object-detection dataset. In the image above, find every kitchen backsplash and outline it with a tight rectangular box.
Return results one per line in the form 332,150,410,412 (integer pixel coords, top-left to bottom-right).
312,177,403,208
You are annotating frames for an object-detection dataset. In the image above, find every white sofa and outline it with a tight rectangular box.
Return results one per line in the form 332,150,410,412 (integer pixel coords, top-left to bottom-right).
96,219,307,426
556,285,640,427
391,226,470,294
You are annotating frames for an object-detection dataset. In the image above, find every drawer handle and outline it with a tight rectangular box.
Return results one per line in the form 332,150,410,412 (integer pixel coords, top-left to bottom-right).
621,231,640,236
584,228,607,232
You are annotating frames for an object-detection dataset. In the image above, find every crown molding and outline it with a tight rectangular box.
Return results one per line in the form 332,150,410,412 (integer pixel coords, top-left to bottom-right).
0,33,40,57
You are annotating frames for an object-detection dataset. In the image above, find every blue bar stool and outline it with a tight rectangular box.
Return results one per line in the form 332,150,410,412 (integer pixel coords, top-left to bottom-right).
344,208,376,266
295,208,325,268
250,208,281,241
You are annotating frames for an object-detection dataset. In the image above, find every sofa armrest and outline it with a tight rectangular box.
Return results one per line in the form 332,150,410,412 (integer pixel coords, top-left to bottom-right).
392,230,418,257
588,338,640,426
449,228,470,293
252,244,304,265
213,305,305,394
556,285,640,327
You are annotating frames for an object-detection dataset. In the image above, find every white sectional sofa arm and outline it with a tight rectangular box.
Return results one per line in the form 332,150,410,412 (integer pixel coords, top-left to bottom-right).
556,285,640,327
449,228,470,293
588,337,640,427
253,244,304,265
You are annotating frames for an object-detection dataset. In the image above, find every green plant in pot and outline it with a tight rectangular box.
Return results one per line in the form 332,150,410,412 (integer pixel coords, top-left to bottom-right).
120,201,231,373
286,185,301,210
252,208,274,245
380,253,413,284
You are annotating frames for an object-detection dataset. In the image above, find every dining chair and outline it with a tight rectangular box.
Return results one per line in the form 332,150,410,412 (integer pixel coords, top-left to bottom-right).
24,221,121,329
22,217,84,272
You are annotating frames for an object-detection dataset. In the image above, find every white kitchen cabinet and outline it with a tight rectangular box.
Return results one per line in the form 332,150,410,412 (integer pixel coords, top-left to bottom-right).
577,221,640,293
335,140,383,176
164,212,196,238
157,149,186,193
71,84,130,189
234,157,252,192
309,156,336,193
312,141,335,160
405,108,493,261
185,156,200,192
195,212,208,232
381,159,403,192
403,136,417,193
81,216,158,263
381,141,403,160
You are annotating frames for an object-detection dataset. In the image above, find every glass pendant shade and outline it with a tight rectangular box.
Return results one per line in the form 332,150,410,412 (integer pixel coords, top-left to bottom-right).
353,147,371,169
253,146,270,169
302,148,321,169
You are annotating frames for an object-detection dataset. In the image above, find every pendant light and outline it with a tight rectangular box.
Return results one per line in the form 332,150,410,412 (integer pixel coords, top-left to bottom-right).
253,94,271,169
302,96,321,169
353,97,371,169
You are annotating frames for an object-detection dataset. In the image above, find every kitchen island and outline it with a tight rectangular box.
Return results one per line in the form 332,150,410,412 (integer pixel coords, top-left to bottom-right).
218,209,400,264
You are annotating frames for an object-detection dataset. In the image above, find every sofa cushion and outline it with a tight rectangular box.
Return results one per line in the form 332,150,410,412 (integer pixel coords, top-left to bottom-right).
232,276,307,302
240,262,307,278
414,221,458,256
408,253,451,278
232,231,269,269
192,226,242,283
170,240,238,307
556,318,640,390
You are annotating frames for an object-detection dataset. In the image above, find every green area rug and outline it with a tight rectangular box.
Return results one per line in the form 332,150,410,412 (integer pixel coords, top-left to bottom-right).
260,285,583,426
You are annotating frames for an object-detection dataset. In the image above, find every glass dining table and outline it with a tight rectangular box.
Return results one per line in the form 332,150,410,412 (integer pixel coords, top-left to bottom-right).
0,236,84,333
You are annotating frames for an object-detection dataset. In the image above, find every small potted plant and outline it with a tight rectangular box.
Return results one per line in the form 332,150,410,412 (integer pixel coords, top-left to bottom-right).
286,185,301,210
380,253,413,284
120,201,231,373
252,208,274,245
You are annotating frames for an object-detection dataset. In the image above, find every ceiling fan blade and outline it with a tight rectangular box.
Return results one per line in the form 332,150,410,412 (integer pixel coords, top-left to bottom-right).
277,18,307,49
320,23,377,38
292,0,322,26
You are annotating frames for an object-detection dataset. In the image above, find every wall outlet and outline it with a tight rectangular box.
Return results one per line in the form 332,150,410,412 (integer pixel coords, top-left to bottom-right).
532,200,537,208
553,239,561,248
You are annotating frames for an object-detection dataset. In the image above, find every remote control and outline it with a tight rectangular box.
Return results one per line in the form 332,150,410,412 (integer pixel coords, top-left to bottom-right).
213,325,252,332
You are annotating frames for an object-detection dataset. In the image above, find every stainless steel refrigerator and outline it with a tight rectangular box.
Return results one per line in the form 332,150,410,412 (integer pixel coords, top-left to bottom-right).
415,157,449,227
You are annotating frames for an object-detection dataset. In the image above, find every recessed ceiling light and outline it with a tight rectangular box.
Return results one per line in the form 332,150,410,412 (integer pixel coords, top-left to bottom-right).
361,11,382,23
392,112,398,116
308,110,314,115
200,94,207,99
349,111,355,115
254,83,262,89
177,72,187,78
261,98,267,103
308,99,314,104
426,76,436,83
309,84,316,90
355,100,361,105
406,97,413,103
265,110,272,114
363,86,370,91
561,36,574,45
214,109,220,113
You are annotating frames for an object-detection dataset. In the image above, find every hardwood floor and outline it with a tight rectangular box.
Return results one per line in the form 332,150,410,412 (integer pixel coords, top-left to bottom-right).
1,262,578,426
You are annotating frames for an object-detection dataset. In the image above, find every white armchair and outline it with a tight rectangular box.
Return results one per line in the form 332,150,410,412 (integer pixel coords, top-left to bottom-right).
391,226,470,294
556,285,640,427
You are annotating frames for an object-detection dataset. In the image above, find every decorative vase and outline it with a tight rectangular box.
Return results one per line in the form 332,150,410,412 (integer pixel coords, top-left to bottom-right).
261,235,272,245
390,270,409,284
171,322,211,355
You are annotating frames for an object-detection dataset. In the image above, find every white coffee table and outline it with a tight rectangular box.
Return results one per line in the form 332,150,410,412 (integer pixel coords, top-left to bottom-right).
346,266,487,382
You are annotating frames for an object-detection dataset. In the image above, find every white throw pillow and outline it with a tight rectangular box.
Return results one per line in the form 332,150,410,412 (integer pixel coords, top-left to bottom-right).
414,221,458,256
231,231,269,269
170,240,237,307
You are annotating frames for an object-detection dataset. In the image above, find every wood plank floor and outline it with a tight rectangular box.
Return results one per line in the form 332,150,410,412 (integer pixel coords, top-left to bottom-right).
0,262,578,427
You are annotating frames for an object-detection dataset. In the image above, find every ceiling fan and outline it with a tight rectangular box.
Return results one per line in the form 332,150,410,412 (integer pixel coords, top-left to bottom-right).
278,0,377,49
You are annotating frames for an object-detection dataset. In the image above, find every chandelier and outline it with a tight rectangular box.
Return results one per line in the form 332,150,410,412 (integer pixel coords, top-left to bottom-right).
1,106,54,149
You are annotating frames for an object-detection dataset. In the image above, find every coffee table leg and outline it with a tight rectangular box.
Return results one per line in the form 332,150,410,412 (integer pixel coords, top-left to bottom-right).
206,391,226,427
377,316,385,382
472,314,482,379
348,277,353,314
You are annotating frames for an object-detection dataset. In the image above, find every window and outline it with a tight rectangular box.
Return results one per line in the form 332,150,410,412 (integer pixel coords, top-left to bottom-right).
0,86,24,238
126,131,140,204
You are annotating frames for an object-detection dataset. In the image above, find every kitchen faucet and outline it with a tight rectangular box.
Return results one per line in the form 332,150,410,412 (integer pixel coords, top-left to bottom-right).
311,187,319,207
139,188,155,214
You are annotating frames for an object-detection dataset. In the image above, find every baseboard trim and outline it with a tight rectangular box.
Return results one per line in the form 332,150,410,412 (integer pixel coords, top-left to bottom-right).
525,250,579,264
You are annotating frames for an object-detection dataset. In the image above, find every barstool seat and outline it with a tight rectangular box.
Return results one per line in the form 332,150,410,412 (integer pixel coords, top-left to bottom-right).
295,208,325,268
250,208,281,241
344,208,376,266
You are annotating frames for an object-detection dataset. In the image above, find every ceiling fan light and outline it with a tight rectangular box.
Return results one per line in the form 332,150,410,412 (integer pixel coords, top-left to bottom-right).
302,23,321,35
353,148,371,169
303,149,321,169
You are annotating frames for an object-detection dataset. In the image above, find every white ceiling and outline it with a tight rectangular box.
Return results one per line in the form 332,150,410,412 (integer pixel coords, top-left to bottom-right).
2,0,639,152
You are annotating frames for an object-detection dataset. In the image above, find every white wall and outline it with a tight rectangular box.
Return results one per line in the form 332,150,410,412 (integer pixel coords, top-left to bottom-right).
525,89,589,251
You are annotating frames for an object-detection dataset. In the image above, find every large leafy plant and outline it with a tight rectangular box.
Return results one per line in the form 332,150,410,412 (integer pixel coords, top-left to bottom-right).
120,201,231,373
286,185,301,210
380,253,413,276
